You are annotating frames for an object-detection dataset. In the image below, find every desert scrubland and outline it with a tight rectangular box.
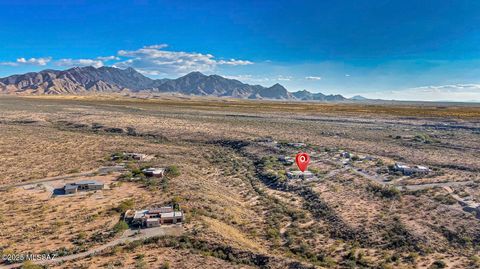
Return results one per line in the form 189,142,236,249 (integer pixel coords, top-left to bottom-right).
0,95,479,269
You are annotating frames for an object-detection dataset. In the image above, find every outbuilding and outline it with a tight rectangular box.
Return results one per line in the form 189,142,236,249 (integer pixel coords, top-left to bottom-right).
142,168,166,178
63,180,104,194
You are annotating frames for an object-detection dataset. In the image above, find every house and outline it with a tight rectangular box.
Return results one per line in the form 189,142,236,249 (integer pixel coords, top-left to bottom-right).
287,142,306,148
413,165,430,174
287,170,315,180
111,152,147,161
124,152,147,160
255,137,276,143
146,218,161,228
142,167,166,178
125,206,184,228
64,184,79,195
278,155,294,165
63,180,104,194
256,137,278,148
394,163,430,176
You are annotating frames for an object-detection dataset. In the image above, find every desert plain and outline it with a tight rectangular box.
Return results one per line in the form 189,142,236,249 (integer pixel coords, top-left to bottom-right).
0,95,479,269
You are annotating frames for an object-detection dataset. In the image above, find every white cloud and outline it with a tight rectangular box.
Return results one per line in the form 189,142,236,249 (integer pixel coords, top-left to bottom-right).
224,74,271,83
56,58,104,68
276,75,292,81
305,76,322,80
410,84,480,93
96,55,120,61
217,59,253,65
0,61,18,66
0,57,51,66
366,84,480,102
114,44,253,76
0,44,252,77
143,44,168,49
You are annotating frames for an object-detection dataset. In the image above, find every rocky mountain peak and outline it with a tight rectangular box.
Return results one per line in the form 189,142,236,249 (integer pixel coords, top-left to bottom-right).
0,66,347,101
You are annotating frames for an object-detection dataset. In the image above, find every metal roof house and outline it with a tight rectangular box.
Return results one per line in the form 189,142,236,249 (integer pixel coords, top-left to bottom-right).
124,152,147,160
287,170,315,180
125,205,184,228
63,180,105,194
111,152,147,161
394,163,430,176
142,167,166,178
287,142,306,148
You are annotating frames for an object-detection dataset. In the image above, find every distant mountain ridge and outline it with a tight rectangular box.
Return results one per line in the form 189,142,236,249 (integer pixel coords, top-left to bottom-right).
0,66,348,101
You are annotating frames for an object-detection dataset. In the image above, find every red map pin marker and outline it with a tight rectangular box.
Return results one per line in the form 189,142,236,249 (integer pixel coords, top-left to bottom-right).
295,152,310,172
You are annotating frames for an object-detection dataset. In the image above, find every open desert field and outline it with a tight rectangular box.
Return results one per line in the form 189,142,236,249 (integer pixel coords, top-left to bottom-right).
0,95,479,269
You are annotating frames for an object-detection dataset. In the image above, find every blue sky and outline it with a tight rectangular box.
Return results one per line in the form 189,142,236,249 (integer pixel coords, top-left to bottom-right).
1,0,480,101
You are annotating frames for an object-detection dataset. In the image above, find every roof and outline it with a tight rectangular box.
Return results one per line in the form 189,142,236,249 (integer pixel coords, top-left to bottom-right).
160,211,183,218
133,210,148,219
146,218,160,222
415,165,429,170
125,152,146,157
148,206,173,214
288,142,306,147
395,163,410,169
64,184,78,190
124,209,136,218
288,171,313,176
142,168,166,174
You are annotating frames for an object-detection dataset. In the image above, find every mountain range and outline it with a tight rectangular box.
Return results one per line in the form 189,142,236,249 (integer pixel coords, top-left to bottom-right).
0,66,358,101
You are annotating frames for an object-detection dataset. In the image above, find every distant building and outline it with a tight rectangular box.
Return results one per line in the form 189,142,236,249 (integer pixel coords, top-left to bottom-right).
278,155,294,165
64,180,104,194
125,206,184,228
111,152,147,161
287,170,315,180
394,163,430,176
255,137,276,143
340,151,351,158
146,218,161,228
287,142,306,148
125,152,147,160
142,167,166,178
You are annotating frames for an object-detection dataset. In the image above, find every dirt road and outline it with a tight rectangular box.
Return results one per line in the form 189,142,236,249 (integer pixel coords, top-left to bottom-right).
0,166,125,191
1,225,182,269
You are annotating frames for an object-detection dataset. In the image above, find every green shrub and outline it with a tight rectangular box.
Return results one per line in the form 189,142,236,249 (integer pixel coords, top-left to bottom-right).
266,228,280,240
470,255,480,266
21,261,44,269
160,261,170,269
367,184,401,199
433,194,457,205
113,220,129,234
430,260,446,269
114,199,135,213
166,165,180,177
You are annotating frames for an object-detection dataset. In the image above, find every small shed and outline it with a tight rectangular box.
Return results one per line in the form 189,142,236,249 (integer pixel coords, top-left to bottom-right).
142,168,166,178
